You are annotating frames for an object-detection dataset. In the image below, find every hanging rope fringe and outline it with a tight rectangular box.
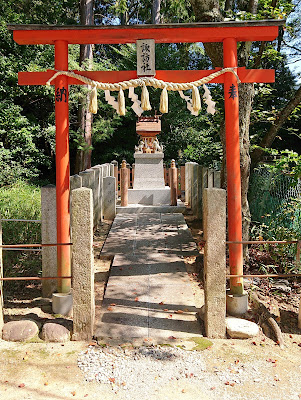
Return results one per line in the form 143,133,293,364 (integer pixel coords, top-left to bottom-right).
46,68,240,116
118,88,126,116
89,85,98,114
141,84,152,111
160,86,168,114
191,85,201,113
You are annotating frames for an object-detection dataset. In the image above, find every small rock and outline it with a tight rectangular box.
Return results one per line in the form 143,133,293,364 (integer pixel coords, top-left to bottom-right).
226,317,259,339
2,320,39,342
41,321,71,342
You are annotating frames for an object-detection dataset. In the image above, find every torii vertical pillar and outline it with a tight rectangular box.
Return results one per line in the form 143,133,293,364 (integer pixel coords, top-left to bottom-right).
54,40,71,293
223,38,243,295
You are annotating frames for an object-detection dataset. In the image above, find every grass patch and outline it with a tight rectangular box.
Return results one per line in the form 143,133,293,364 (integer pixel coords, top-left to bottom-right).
189,337,213,351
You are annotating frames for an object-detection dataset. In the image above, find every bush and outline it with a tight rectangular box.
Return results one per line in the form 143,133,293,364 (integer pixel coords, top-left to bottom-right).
0,181,41,296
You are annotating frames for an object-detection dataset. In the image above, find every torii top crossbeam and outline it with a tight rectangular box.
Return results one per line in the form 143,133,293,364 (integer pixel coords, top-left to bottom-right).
8,20,284,297
9,20,283,44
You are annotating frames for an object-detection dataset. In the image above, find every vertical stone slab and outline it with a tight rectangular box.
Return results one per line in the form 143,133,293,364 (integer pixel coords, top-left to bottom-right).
0,218,3,333
203,188,226,338
185,162,193,206
180,165,185,200
191,163,199,215
80,169,97,227
41,185,57,298
71,188,94,341
102,163,109,178
103,177,116,220
70,174,82,191
109,163,114,177
111,160,118,194
208,169,214,188
92,166,101,226
214,171,221,188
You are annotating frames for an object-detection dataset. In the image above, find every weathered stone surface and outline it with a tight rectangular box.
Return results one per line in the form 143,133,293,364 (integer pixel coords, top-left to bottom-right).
203,188,226,338
2,320,39,342
71,188,94,341
103,176,116,220
70,174,82,191
226,317,260,339
133,153,165,190
41,185,57,298
41,320,71,342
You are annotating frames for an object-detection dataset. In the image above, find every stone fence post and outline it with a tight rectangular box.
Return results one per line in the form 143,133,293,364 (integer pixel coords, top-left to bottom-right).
203,188,226,338
0,217,3,333
71,187,94,341
103,176,116,220
41,185,57,298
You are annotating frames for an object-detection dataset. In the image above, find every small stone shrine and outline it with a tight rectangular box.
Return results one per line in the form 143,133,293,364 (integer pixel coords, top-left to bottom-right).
128,115,170,205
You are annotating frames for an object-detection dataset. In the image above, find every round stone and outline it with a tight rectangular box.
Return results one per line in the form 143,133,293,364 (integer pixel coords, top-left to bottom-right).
2,320,39,342
226,316,259,339
41,321,71,342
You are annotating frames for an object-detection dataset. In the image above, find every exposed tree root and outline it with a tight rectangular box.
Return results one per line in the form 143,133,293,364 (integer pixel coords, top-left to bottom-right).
250,292,285,349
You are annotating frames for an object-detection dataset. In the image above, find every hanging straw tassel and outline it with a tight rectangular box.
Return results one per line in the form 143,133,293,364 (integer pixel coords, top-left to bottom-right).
192,85,201,113
89,85,98,114
160,86,168,114
141,84,152,111
118,87,126,116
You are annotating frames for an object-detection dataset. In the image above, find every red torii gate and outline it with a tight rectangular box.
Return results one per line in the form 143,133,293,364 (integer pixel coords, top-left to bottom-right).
8,20,283,295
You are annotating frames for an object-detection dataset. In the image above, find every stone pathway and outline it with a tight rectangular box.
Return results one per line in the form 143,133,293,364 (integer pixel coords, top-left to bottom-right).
94,213,203,343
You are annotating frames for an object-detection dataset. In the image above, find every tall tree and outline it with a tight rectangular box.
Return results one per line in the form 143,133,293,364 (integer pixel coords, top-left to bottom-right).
75,0,94,173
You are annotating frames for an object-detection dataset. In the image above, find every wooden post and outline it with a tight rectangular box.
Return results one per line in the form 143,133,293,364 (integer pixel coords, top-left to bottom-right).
132,163,135,187
223,37,243,295
54,40,71,294
170,159,177,206
120,160,128,207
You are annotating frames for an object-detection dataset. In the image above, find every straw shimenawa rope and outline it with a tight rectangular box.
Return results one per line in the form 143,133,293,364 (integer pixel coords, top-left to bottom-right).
46,68,240,115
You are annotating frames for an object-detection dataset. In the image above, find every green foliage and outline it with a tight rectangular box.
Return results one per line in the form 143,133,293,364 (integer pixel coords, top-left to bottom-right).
0,181,41,291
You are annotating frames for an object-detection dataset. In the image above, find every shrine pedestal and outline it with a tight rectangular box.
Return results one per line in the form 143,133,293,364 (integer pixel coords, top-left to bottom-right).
128,153,170,205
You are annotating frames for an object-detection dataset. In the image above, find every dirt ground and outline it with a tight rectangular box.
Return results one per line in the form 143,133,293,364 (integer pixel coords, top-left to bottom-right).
1,214,301,400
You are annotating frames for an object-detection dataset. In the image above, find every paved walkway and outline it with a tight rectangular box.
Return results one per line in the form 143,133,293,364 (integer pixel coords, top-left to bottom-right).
94,213,203,343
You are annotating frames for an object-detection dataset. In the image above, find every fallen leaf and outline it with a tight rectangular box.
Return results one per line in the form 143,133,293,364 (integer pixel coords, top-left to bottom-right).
18,383,25,388
175,310,184,314
109,378,115,383
107,307,113,311
181,389,186,393
230,382,235,387
163,309,169,311
71,391,76,396
44,382,49,386
110,303,116,306
84,395,89,398
119,267,123,271
169,336,177,340
88,342,97,346
159,301,164,305
135,297,139,302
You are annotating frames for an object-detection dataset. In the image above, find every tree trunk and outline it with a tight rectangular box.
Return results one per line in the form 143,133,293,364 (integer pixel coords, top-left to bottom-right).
152,0,161,24
75,0,94,173
251,85,301,167
190,0,253,241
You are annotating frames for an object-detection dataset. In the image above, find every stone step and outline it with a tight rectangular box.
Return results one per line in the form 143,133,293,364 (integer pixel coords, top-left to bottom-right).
116,200,186,214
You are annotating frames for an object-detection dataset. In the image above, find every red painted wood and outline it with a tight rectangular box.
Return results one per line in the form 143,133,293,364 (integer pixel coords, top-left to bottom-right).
54,40,71,293
13,25,279,45
223,38,243,294
18,68,275,86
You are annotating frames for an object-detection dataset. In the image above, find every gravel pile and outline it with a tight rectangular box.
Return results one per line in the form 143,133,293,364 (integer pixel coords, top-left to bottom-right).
77,345,301,400
78,345,209,398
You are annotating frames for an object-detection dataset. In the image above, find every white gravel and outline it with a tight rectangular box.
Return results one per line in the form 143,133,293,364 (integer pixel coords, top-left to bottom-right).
77,345,301,400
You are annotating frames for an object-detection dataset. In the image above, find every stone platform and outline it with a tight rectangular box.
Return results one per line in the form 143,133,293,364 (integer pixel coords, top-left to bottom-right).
117,200,185,214
128,152,171,205
95,213,202,343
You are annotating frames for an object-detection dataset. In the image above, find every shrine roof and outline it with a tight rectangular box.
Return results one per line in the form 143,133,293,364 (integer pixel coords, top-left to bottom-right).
7,20,284,45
